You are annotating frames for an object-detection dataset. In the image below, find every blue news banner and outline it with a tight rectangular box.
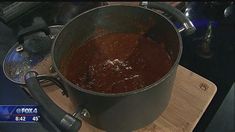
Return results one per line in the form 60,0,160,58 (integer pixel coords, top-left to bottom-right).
0,105,40,122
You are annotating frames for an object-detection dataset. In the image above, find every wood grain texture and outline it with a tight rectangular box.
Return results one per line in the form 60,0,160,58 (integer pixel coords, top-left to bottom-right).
43,65,217,132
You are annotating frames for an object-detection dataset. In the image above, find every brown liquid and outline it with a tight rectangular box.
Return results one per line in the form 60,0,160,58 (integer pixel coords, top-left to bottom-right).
61,33,172,93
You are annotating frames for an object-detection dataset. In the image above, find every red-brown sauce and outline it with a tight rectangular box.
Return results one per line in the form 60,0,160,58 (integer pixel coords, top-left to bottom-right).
61,33,172,93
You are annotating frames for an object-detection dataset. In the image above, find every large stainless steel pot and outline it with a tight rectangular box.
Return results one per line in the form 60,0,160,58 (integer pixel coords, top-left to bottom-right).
24,2,195,132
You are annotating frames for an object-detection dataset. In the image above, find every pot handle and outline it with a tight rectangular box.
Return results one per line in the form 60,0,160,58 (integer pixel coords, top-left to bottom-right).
17,21,50,44
25,71,82,132
140,2,196,35
37,73,69,97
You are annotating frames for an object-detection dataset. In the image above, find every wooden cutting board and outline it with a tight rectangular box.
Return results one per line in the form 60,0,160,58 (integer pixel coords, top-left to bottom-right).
43,65,217,132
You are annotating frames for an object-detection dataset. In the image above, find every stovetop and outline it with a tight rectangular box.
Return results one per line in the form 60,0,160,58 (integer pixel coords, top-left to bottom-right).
179,2,234,131
0,2,234,132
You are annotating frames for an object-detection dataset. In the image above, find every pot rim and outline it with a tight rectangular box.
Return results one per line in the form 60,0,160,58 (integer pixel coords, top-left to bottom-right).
51,4,183,97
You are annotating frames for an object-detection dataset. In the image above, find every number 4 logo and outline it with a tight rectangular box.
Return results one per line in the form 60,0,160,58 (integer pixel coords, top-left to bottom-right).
32,108,38,114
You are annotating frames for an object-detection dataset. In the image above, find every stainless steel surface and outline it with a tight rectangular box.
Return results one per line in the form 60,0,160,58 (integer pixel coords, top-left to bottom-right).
141,2,196,35
179,21,195,33
224,3,235,22
25,70,37,80
80,109,90,118
196,21,214,59
140,1,148,7
3,25,63,84
15,44,23,52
